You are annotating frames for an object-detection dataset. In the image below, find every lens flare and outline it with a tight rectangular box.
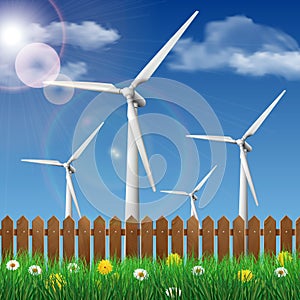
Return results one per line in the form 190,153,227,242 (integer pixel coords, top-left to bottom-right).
15,43,60,88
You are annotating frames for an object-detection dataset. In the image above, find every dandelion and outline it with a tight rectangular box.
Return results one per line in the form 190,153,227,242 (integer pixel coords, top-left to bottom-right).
274,267,288,277
237,269,253,282
97,259,113,275
192,265,205,276
166,253,182,266
133,268,149,281
47,273,66,291
67,262,80,273
278,251,292,267
6,260,20,271
28,265,42,276
166,287,182,298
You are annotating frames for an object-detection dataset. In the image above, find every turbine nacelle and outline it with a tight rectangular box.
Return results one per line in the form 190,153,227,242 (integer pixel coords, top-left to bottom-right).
236,139,253,152
64,164,76,174
122,87,146,107
191,194,198,201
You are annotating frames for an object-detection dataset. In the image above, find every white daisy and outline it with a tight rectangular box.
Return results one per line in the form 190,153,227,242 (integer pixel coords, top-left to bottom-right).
274,267,288,277
192,265,205,276
133,268,148,281
28,265,42,276
6,260,20,271
67,262,80,273
166,287,182,298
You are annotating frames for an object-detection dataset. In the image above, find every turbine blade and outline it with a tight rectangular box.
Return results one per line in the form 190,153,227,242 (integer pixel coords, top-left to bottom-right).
44,81,121,94
68,122,104,164
160,190,189,196
127,102,156,192
187,135,236,143
239,148,259,206
193,165,217,194
130,11,199,88
66,171,82,218
21,159,63,166
190,197,199,220
242,90,286,140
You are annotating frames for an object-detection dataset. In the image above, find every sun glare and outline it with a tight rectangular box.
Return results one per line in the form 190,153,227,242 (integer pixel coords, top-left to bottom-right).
0,24,23,47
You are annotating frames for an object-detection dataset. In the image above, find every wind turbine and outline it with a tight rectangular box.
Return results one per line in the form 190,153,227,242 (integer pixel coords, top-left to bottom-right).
161,165,217,220
44,11,199,221
187,90,286,227
22,122,104,219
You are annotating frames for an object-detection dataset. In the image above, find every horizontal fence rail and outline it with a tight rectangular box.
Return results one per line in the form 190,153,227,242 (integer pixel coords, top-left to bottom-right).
0,215,300,262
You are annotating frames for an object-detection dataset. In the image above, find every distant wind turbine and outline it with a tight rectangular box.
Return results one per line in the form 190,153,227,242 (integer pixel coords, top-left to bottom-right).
161,165,217,220
187,90,286,227
44,11,199,221
22,122,104,218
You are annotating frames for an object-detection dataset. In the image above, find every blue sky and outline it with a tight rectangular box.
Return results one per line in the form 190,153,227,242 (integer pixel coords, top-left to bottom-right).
0,0,299,226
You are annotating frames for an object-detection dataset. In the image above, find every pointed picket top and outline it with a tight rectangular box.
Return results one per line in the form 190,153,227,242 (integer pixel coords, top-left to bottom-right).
233,216,245,228
280,215,292,252
203,215,214,224
280,215,292,227
264,215,276,225
110,216,121,224
172,215,183,224
141,216,153,224
32,216,44,225
218,216,230,226
79,216,90,226
94,215,105,223
48,216,59,225
2,215,13,223
126,215,138,224
249,215,260,225
17,215,29,224
187,215,199,229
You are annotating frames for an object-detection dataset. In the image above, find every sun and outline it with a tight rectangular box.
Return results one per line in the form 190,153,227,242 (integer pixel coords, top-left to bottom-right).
0,23,23,47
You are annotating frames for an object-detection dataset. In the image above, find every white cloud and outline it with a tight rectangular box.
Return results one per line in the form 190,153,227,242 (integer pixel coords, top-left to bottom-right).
27,21,120,50
169,15,300,80
60,62,88,80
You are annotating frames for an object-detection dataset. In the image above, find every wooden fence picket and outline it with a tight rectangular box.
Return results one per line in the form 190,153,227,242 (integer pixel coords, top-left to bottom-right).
248,216,260,259
264,216,276,255
187,216,199,259
109,216,121,260
32,216,44,256
218,216,230,260
280,216,292,252
156,216,168,259
1,216,14,258
172,216,184,257
63,216,75,261
141,216,153,258
202,216,214,257
125,216,138,257
233,216,245,258
17,216,29,254
296,217,300,255
47,216,60,261
78,216,91,264
94,216,106,262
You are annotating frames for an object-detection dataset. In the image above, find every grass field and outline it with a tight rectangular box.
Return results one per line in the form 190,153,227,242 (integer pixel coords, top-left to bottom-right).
0,252,299,299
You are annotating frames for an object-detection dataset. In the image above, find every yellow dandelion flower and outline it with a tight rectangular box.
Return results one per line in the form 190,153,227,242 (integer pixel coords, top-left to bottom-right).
97,259,113,275
278,251,292,267
237,269,253,282
47,273,66,291
166,253,182,266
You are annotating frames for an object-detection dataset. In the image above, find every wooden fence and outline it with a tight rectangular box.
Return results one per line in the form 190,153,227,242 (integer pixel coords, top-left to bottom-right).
1,215,300,263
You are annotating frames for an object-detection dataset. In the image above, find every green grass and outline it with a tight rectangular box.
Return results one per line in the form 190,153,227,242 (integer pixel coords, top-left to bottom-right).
0,253,300,299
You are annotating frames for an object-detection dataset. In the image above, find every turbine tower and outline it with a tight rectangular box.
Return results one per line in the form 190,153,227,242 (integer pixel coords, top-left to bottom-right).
187,90,286,227
161,165,217,220
45,11,199,221
22,122,104,218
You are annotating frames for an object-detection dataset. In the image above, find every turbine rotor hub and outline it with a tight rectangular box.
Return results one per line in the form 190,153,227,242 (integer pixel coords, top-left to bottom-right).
121,87,135,99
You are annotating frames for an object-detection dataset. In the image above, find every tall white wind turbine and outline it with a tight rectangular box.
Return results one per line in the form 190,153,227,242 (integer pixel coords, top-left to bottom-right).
22,122,104,219
44,11,199,221
161,165,217,220
187,90,286,227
